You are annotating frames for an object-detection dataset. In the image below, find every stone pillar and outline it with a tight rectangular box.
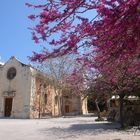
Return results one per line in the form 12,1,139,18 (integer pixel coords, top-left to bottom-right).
81,96,88,114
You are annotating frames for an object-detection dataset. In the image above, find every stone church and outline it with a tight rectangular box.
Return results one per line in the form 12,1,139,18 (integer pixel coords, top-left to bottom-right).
0,56,87,118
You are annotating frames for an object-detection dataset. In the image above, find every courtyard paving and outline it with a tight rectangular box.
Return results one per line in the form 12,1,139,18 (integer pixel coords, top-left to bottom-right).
0,117,139,140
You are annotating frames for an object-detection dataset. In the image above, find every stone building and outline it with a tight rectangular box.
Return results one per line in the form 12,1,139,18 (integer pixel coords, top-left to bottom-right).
0,56,87,118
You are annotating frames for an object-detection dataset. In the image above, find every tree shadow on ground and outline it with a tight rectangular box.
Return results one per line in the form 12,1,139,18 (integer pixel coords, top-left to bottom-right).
67,122,120,132
39,122,123,139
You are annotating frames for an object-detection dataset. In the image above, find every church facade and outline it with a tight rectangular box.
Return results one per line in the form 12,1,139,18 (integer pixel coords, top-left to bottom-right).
0,57,87,118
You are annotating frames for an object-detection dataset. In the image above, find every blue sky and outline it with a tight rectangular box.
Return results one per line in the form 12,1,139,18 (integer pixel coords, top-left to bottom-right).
0,0,41,64
0,1,97,64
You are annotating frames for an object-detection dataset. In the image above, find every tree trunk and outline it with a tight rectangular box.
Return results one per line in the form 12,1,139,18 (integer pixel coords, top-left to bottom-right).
119,93,125,128
95,99,101,119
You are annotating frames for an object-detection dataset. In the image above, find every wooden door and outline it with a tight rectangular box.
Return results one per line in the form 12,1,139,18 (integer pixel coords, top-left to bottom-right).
65,105,69,113
4,98,13,117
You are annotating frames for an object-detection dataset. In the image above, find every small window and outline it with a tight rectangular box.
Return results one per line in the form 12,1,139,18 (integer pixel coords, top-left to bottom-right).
7,67,16,80
44,94,47,105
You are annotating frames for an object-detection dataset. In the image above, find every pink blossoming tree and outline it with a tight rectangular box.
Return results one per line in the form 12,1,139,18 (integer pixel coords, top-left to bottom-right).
27,0,140,127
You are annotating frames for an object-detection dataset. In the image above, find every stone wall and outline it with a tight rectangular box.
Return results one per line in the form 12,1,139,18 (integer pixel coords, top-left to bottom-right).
29,72,60,118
